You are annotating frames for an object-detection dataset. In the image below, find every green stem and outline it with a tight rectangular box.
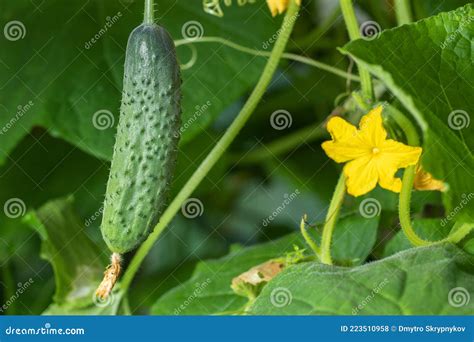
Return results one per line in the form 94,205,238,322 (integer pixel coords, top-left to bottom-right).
300,215,321,257
389,106,428,246
144,0,154,24
175,37,360,81
320,174,346,264
394,0,413,25
121,2,300,292
339,0,373,100
390,106,474,245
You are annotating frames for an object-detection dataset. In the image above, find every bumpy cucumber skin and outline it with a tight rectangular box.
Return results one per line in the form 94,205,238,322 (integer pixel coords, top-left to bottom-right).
101,23,181,253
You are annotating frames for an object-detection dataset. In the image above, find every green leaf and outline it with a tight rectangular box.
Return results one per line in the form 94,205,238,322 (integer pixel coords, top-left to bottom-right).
249,244,474,315
151,234,303,315
0,0,281,164
341,4,474,225
151,214,378,314
330,214,379,266
23,196,113,313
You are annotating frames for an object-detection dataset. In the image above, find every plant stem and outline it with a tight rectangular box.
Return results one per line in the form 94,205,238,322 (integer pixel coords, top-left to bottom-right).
144,0,154,24
390,106,474,245
121,2,300,292
300,215,321,257
394,0,413,25
339,0,373,100
317,0,376,266
174,37,360,81
320,173,346,264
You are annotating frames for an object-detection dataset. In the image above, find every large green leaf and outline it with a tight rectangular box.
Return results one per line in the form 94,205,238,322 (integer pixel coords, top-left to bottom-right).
342,4,474,224
249,244,474,315
151,214,379,314
23,196,118,314
151,234,302,315
0,0,281,164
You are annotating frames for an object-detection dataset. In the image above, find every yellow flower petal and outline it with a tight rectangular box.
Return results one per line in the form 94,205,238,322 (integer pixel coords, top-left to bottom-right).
376,162,402,193
414,165,446,192
266,0,300,16
326,116,357,141
358,106,386,146
321,117,366,163
380,139,422,168
343,156,378,197
321,105,423,197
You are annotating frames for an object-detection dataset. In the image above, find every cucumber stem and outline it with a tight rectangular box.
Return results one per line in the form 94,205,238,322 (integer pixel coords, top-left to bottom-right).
144,0,154,24
121,1,300,294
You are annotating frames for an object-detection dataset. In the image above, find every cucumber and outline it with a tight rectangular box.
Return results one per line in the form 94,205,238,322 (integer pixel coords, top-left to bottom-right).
100,6,182,254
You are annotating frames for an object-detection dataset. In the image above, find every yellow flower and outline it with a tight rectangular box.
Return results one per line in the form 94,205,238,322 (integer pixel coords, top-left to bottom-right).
266,0,301,16
321,106,422,197
414,165,446,192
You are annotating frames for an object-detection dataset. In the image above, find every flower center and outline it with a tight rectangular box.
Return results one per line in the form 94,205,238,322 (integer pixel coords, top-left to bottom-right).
372,147,380,154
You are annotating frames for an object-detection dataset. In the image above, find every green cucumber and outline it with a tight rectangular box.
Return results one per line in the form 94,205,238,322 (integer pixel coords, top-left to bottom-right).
100,2,182,254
